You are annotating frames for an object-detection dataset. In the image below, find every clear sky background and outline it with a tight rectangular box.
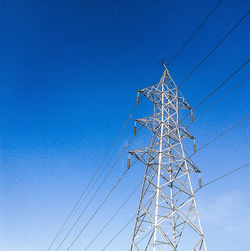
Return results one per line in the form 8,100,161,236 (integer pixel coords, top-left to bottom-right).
0,0,249,250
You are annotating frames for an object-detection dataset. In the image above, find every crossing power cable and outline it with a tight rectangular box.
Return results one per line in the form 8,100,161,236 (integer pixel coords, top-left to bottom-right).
195,163,250,192
178,60,249,126
51,25,249,250
102,162,250,250
133,61,248,144
61,117,144,238
84,103,248,249
55,130,140,250
126,8,246,106
82,111,249,249
135,61,248,142
110,67,249,244
83,182,142,250
178,11,249,88
191,60,249,111
65,159,139,250
88,66,250,247
47,9,249,251
167,0,224,66
96,63,250,248
192,115,249,155
47,103,140,250
181,115,249,165
179,75,250,173
99,115,249,249
100,195,154,251
187,75,249,127
62,144,126,231
102,214,136,251
63,100,145,233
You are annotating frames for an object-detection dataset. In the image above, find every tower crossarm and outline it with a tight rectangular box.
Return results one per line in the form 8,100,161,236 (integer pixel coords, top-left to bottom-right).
138,85,192,111
129,146,199,173
135,116,194,140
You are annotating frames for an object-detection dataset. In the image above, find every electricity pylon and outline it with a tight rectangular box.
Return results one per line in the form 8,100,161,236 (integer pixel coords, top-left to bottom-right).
129,66,207,251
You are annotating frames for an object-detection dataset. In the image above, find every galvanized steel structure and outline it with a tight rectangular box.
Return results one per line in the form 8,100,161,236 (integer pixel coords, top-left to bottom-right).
129,66,207,251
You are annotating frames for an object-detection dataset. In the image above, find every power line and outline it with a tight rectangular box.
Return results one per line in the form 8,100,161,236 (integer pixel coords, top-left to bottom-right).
78,33,249,250
183,115,250,168
101,79,248,247
182,75,249,132
179,60,249,125
101,214,136,251
102,162,250,250
136,61,248,144
167,0,224,66
189,75,249,126
193,60,248,110
134,64,249,161
183,115,249,173
62,145,122,229
128,67,249,172
193,115,249,155
196,163,250,192
66,160,138,250
99,70,250,249
99,113,249,249
51,24,249,249
136,13,248,107
84,182,142,250
47,103,139,250
46,6,249,251
63,120,141,234
98,91,249,250
179,11,249,88
55,132,139,250
69,112,145,226
86,100,250,249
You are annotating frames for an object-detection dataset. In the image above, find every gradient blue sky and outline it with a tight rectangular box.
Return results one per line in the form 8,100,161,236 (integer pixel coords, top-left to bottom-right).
0,0,249,250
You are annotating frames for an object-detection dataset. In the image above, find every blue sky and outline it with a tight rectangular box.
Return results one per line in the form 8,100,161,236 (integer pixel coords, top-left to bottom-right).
0,0,249,250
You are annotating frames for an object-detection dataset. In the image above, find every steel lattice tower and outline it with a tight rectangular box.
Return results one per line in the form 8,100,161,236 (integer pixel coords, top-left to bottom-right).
129,66,207,251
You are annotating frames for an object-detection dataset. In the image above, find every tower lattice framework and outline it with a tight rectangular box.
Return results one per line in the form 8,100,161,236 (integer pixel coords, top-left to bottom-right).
130,66,207,251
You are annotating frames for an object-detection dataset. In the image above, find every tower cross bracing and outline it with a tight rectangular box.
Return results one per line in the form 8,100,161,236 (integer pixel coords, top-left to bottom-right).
130,67,207,251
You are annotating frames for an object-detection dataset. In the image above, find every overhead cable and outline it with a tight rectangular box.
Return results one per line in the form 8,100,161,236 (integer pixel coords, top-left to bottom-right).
193,115,249,155
100,116,250,249
99,70,248,246
55,131,139,250
102,162,250,250
179,11,249,88
66,160,139,250
179,60,249,125
84,182,142,250
196,163,250,192
168,0,224,66
47,103,140,250
188,75,249,127
101,214,136,251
